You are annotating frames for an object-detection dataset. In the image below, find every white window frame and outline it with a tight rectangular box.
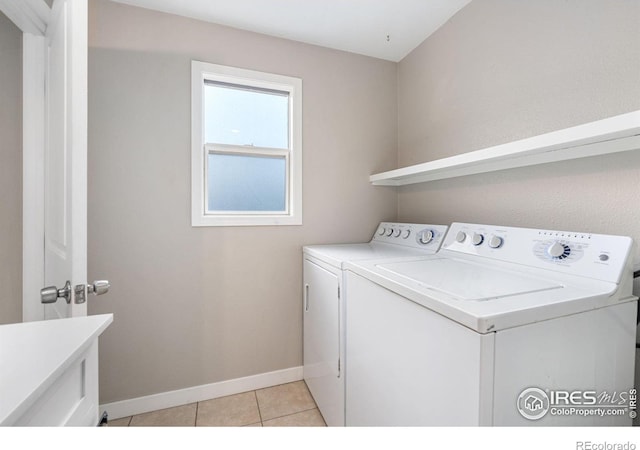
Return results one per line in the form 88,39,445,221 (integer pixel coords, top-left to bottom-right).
191,61,302,226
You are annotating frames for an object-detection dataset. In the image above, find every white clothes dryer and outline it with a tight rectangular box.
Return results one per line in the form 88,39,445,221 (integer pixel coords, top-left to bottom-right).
345,222,638,426
302,222,448,426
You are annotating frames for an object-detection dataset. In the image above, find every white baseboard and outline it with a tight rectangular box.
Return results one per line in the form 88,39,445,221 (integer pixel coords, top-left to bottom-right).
100,366,303,420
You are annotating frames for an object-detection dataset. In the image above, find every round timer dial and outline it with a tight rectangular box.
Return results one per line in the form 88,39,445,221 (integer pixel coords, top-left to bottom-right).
418,229,435,245
547,242,571,260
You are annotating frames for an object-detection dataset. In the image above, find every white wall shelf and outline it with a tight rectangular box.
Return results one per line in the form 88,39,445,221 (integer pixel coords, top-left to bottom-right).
370,110,640,186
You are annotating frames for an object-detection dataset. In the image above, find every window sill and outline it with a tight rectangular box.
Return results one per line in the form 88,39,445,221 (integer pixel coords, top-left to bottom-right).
191,214,302,227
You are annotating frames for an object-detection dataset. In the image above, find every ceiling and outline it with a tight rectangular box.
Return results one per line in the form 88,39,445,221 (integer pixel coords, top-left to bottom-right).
110,0,472,62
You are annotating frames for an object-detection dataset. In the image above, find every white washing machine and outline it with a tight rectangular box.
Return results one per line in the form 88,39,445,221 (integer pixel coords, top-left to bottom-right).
302,222,448,426
345,222,638,426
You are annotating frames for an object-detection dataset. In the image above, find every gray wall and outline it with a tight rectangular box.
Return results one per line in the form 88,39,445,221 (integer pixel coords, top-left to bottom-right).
396,0,640,262
87,0,397,403
0,12,22,325
89,0,640,405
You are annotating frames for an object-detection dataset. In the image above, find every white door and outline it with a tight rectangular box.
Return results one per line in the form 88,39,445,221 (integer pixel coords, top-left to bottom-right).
43,0,88,319
0,0,95,322
6,0,88,320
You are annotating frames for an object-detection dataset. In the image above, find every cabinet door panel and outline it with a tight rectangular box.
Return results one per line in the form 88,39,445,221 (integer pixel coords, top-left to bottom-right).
303,259,341,426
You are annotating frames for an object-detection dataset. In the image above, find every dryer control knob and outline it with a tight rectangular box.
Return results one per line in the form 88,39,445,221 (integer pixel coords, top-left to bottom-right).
402,229,411,239
547,242,571,259
419,230,434,245
393,229,402,237
488,235,504,249
472,233,484,246
456,231,467,243
386,228,394,237
378,227,386,236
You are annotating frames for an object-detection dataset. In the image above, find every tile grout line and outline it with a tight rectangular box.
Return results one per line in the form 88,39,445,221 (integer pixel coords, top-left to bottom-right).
254,390,263,426
261,406,319,424
119,381,318,427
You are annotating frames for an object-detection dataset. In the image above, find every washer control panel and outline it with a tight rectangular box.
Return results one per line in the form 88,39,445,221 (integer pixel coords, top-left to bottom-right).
532,231,591,264
442,222,634,283
372,222,449,250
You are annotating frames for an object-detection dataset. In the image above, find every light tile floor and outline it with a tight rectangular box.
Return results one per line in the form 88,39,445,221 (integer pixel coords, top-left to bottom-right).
107,381,326,427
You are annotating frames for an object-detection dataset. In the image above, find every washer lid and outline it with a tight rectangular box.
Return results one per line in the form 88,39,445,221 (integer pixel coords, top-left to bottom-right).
303,243,435,269
378,258,563,301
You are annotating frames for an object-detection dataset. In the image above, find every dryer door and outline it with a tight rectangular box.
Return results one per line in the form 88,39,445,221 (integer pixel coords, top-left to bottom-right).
303,259,342,426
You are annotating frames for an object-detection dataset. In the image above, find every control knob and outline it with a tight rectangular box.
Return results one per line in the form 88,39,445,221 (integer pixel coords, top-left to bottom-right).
402,230,411,239
386,228,394,237
488,235,504,249
418,230,434,245
393,229,402,237
455,231,467,243
471,233,484,246
547,242,571,260
378,227,386,236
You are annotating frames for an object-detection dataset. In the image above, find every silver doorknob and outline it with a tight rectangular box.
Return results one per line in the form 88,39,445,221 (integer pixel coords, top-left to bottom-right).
40,280,72,304
88,280,110,296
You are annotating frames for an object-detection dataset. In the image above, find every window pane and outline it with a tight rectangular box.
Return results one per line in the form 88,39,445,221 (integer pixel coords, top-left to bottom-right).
208,153,286,212
204,82,289,149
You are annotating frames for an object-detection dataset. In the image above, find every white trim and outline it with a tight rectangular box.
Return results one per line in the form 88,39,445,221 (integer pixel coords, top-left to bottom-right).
205,143,289,157
22,34,47,322
100,366,303,420
67,0,88,317
370,110,640,186
0,0,50,35
191,60,303,227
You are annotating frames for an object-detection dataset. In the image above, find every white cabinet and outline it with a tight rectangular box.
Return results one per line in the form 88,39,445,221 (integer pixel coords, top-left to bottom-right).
303,258,342,426
0,314,113,426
